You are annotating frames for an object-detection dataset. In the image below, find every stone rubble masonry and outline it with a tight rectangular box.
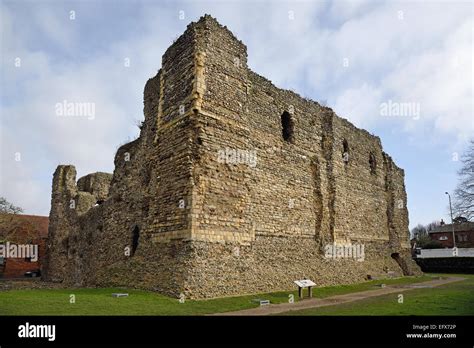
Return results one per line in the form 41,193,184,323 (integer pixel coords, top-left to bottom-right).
43,15,421,299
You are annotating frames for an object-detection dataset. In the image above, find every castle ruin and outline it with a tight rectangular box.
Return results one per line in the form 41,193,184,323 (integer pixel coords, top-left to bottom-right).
43,15,421,299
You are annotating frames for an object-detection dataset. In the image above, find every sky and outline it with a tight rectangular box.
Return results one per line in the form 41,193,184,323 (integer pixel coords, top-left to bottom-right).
0,0,473,230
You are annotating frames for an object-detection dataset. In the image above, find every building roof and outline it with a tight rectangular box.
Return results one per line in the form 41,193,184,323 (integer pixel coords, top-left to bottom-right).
0,213,49,243
429,221,474,234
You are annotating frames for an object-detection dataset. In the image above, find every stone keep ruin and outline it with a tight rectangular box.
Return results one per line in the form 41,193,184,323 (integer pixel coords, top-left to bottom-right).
43,15,421,298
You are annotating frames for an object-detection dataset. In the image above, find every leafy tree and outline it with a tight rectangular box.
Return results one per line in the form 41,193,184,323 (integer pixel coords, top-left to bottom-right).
421,239,443,249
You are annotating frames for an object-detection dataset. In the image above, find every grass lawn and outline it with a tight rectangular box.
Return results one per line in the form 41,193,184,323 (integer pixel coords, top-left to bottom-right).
280,273,474,316
0,275,434,315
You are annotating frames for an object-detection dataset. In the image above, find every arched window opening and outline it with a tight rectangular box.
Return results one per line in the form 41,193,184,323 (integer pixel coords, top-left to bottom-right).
342,139,349,164
369,153,377,174
131,226,140,257
281,111,294,143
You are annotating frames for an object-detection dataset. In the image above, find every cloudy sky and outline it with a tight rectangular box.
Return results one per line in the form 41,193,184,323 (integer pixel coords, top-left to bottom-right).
0,0,472,229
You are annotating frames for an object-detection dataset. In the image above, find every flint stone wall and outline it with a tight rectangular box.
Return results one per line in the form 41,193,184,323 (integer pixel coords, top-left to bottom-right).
43,15,421,299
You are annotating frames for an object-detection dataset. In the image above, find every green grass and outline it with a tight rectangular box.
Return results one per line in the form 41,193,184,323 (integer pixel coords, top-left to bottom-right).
0,287,283,316
0,274,443,315
306,274,433,299
280,274,474,316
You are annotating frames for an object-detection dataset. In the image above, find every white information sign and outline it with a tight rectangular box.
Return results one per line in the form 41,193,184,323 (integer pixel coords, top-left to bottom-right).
294,279,316,288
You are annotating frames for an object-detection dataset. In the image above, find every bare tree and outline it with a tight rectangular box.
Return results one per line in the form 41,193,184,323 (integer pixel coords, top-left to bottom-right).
411,224,429,247
453,140,474,221
411,224,427,239
0,197,23,214
411,221,444,249
426,220,441,232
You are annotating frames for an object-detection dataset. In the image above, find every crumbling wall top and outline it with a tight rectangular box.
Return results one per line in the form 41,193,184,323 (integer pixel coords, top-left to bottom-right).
77,172,113,202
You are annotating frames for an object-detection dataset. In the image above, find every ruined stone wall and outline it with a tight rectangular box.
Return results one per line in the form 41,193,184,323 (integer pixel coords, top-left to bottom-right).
44,15,420,299
182,15,420,297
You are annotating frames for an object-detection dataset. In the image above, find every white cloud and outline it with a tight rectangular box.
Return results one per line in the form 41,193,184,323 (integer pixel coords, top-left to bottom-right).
333,83,382,128
381,16,473,146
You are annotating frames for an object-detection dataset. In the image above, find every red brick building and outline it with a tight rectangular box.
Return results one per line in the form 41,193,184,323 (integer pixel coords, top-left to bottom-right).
0,213,49,278
429,222,474,248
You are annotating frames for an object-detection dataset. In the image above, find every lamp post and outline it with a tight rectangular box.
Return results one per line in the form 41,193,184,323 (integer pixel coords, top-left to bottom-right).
445,192,456,248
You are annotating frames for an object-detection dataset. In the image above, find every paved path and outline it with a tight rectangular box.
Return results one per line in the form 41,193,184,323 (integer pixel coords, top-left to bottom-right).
214,276,466,316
